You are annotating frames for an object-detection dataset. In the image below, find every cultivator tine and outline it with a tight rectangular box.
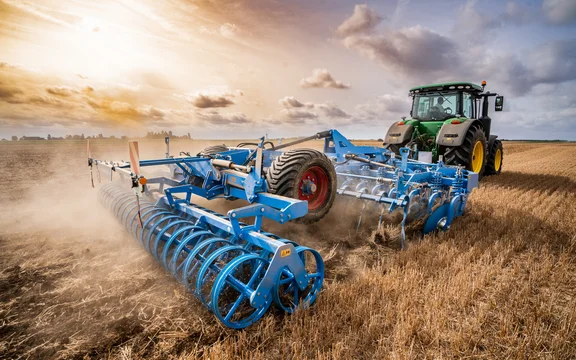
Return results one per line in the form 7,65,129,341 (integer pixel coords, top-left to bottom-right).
87,140,95,188
96,164,101,184
165,136,170,158
400,205,409,249
377,207,385,231
129,141,146,228
135,194,143,228
356,202,367,234
340,198,351,221
89,165,95,188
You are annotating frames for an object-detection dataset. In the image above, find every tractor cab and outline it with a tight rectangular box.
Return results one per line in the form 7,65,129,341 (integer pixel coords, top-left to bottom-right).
384,81,505,176
410,81,503,121
410,82,484,122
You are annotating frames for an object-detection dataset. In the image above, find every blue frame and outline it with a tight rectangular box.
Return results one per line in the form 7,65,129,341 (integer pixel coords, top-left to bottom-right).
91,128,479,328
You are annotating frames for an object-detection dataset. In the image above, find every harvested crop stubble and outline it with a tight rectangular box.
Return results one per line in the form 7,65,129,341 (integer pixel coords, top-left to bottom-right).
0,140,575,359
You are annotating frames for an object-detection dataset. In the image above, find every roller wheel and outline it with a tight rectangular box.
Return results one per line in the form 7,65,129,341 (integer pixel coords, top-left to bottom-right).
197,144,228,156
211,254,272,329
485,139,503,176
273,247,324,313
266,149,336,223
443,123,487,176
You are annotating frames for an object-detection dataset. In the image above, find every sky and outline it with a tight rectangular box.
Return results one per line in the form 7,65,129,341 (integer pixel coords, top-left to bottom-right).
0,0,575,140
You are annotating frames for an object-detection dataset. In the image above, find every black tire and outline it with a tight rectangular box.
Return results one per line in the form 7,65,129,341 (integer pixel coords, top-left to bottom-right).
384,143,407,156
197,144,228,156
443,123,487,176
485,139,503,176
266,149,337,224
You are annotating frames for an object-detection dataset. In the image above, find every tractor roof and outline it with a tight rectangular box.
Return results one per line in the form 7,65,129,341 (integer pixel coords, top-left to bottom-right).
410,82,484,94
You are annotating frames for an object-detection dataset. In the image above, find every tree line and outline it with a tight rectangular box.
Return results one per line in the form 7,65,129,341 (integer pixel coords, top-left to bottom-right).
3,131,193,141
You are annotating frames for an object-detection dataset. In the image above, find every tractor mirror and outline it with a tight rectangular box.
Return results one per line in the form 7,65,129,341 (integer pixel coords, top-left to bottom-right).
495,96,504,111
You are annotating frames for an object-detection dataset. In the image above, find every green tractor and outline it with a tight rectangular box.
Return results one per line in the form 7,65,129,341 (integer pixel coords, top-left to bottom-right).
384,81,504,176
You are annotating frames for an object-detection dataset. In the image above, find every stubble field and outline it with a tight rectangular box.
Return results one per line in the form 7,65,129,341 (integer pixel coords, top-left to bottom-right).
1,139,575,359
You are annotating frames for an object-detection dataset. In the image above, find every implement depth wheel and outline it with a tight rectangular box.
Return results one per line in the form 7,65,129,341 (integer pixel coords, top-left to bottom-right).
485,139,503,176
267,149,337,223
444,123,487,176
197,144,228,156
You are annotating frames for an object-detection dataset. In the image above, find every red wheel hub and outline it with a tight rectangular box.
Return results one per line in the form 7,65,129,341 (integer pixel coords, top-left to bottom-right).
298,166,329,211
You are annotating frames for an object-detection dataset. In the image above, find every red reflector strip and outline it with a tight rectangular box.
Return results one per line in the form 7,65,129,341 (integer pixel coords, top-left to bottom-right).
451,120,461,124
398,121,405,125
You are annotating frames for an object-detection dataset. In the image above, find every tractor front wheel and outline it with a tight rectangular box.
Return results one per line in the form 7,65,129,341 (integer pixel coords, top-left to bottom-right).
485,139,503,175
443,124,487,175
266,149,337,223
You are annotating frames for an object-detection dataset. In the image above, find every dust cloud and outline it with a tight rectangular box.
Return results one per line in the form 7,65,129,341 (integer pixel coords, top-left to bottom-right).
0,138,404,358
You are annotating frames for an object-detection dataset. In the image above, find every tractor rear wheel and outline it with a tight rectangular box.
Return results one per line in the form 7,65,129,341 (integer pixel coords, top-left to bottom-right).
443,123,487,175
385,143,408,156
266,149,337,223
485,139,503,175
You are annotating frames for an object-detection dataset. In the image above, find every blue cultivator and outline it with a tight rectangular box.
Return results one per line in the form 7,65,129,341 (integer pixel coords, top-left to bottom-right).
323,130,479,246
87,129,478,329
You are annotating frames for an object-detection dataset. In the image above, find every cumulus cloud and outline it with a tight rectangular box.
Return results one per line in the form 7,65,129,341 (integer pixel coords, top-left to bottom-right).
454,0,535,40
85,98,166,120
336,4,382,37
475,40,576,95
337,4,575,96
196,110,250,125
0,83,67,108
502,1,535,25
355,94,411,121
456,0,502,32
0,62,15,69
185,90,239,108
316,102,351,118
528,39,576,84
27,95,65,107
278,96,313,108
277,97,350,119
46,86,77,97
280,108,318,120
337,7,460,81
342,25,459,75
300,69,350,89
219,23,241,38
377,94,412,113
0,62,170,127
543,0,576,24
142,106,166,120
111,101,139,116
269,97,359,127
0,85,23,99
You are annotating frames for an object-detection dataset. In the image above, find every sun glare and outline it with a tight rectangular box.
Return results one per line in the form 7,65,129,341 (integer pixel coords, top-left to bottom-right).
79,17,102,33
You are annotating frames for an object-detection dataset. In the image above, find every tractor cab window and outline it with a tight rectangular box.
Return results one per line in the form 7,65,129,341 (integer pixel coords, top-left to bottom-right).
463,92,473,118
412,92,459,121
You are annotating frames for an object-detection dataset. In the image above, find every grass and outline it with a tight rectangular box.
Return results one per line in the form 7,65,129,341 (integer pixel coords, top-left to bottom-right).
0,141,575,359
